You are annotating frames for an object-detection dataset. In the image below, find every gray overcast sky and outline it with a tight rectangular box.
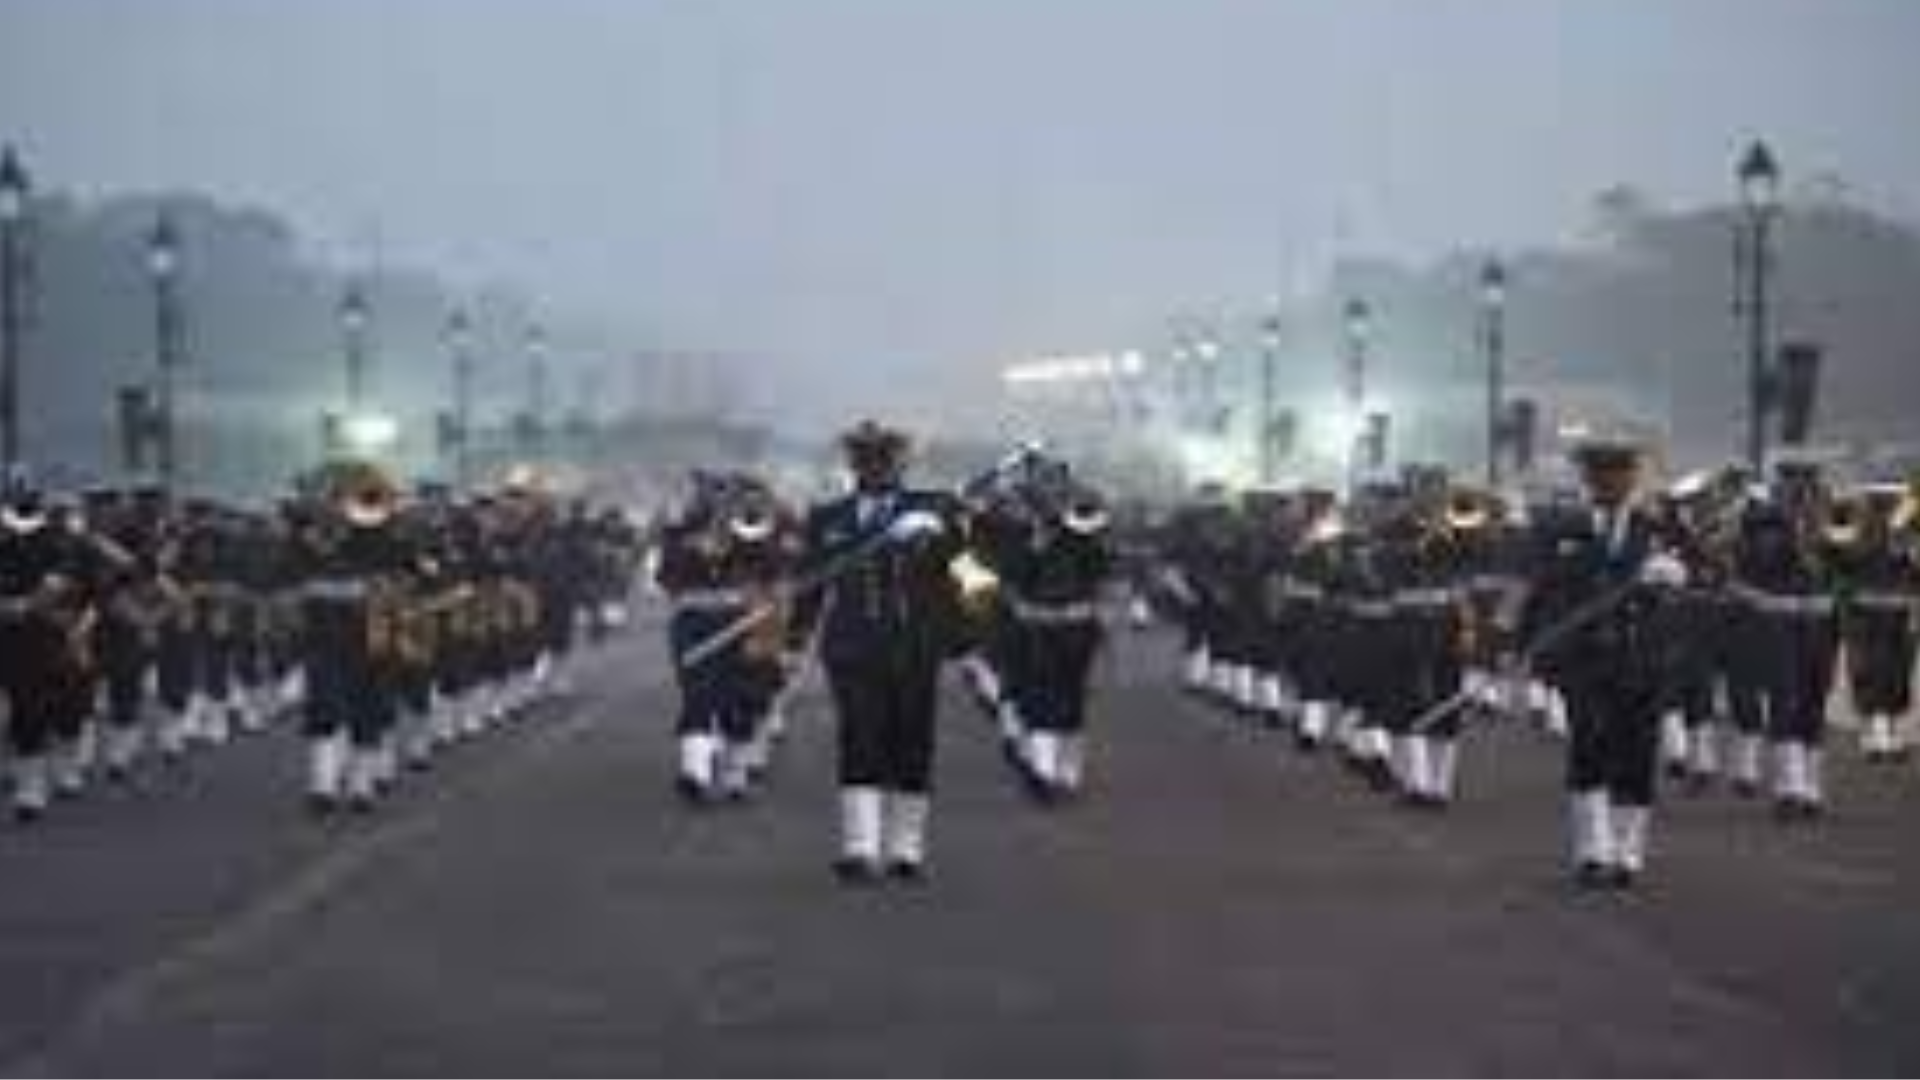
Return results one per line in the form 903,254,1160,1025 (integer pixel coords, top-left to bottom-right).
3,0,1919,423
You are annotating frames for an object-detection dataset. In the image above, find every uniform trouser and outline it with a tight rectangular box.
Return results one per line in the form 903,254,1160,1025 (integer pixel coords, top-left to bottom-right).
2,626,72,756
1382,615,1460,738
669,608,759,743
1009,621,1101,735
1731,611,1838,745
1292,607,1341,703
1846,609,1916,716
100,638,149,730
231,605,265,693
1655,596,1726,728
1342,612,1396,717
156,624,196,712
194,628,236,703
828,651,941,794
541,592,577,660
1563,671,1660,805
302,623,393,748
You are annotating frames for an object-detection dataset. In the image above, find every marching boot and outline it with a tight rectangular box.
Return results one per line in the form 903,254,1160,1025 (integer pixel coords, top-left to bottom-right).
1686,723,1721,794
1256,675,1286,725
11,755,51,823
1022,731,1062,801
882,792,932,883
834,787,885,883
1772,741,1810,820
1297,701,1330,752
344,745,381,813
1611,803,1652,889
1428,738,1459,807
676,732,719,804
105,724,144,782
996,700,1026,752
156,709,190,762
718,741,753,801
1732,733,1765,798
1056,733,1087,798
372,738,400,792
306,734,347,814
1569,790,1616,889
1390,736,1421,802
201,699,233,747
1127,595,1152,629
1358,726,1396,792
1801,745,1828,818
1660,711,1690,779
1182,647,1210,692
1232,665,1259,714
53,738,90,799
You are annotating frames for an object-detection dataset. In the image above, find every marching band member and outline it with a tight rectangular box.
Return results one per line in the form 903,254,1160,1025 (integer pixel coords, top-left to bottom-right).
2,472,106,819
1519,437,1684,889
1830,482,1918,763
293,462,419,814
1727,457,1842,819
657,470,793,803
997,469,1113,801
792,420,967,884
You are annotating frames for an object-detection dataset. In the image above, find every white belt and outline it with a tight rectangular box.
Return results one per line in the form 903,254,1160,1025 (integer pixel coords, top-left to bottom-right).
304,579,371,602
1281,580,1326,601
1852,592,1917,613
1010,596,1099,626
1394,588,1457,608
672,587,751,612
1735,586,1834,617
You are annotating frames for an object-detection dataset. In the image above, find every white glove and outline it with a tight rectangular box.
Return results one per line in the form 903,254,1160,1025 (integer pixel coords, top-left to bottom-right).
886,510,946,543
1640,553,1688,588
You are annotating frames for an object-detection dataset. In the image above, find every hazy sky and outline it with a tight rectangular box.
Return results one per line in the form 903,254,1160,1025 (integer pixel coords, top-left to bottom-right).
3,0,1918,424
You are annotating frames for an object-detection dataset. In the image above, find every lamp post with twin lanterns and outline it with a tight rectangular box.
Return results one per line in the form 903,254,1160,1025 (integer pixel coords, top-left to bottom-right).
1,145,30,472
1342,297,1374,487
1258,306,1283,485
147,212,184,494
443,308,477,487
1479,258,1509,487
1735,139,1782,471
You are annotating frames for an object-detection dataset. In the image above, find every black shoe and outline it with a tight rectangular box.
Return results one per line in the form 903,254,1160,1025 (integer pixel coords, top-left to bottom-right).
306,792,338,817
1684,772,1713,797
886,859,929,885
12,803,44,825
1609,866,1639,891
1733,779,1761,800
347,795,377,815
832,857,883,885
1573,860,1614,890
1361,759,1397,793
674,776,709,806
1665,761,1690,782
1295,733,1322,755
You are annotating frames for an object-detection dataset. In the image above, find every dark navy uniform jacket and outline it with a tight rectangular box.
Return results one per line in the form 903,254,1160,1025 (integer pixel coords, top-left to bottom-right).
794,487,965,668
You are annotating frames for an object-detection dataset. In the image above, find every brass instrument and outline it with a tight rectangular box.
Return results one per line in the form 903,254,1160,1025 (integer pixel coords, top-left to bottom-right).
740,583,791,663
365,580,406,664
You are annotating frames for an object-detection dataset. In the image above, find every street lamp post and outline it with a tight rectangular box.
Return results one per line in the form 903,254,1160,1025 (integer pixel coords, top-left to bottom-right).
1259,308,1283,485
524,323,549,462
445,309,475,487
148,212,183,495
339,282,371,415
1,145,31,472
1480,258,1508,488
1343,297,1372,488
1735,139,1781,471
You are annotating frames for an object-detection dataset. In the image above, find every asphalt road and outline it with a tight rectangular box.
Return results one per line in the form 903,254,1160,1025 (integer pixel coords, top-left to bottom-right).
3,613,1919,1076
